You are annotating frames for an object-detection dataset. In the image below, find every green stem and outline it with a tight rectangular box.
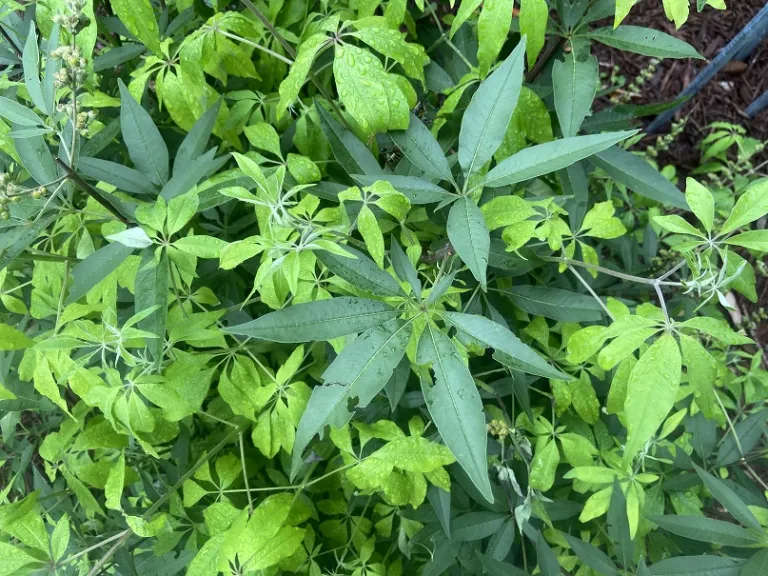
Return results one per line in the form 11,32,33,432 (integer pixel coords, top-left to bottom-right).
204,26,294,65
543,257,683,287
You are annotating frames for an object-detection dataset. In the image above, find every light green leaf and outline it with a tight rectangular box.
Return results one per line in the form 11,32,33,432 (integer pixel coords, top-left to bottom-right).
226,297,398,343
569,371,600,424
679,316,753,345
334,44,409,137
587,26,703,59
477,0,514,75
685,178,714,233
653,215,704,237
50,514,70,562
597,326,660,370
417,324,493,502
286,153,321,184
105,452,125,511
459,38,526,176
173,235,227,258
357,204,386,267
447,196,489,290
484,131,636,188
442,311,571,380
663,0,689,28
724,230,768,252
449,0,483,38
244,122,283,158
623,333,681,463
529,438,559,491
720,179,768,234
679,333,718,419
350,24,428,82
519,0,547,67
481,196,536,230
552,53,599,138
109,0,161,54
0,542,39,575
0,324,32,350
166,190,200,236
277,34,330,118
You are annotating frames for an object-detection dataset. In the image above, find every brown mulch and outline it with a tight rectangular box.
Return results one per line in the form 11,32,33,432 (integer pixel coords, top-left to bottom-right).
591,0,768,171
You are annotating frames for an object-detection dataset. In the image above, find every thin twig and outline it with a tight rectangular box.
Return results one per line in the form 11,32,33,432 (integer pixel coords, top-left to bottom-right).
543,257,683,287
54,159,131,224
239,432,254,514
568,265,615,320
204,26,294,65
0,24,22,57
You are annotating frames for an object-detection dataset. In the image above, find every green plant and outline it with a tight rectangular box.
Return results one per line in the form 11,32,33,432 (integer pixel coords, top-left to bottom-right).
2,1,767,576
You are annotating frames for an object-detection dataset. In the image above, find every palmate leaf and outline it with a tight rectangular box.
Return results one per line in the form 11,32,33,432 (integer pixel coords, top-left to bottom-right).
290,318,411,478
225,297,399,343
417,323,493,502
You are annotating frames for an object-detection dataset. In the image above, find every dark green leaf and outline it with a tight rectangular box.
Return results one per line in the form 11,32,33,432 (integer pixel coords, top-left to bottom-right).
693,464,761,530
290,319,411,479
316,102,381,176
118,79,169,186
418,323,493,502
483,131,635,188
607,478,633,568
428,485,451,538
390,114,453,183
442,311,571,380
591,147,689,210
535,531,560,576
22,27,46,115
317,245,404,298
487,517,515,560
741,549,768,576
501,285,605,322
477,552,531,576
134,248,169,364
67,242,135,304
93,43,146,72
390,238,421,299
13,130,57,185
649,515,762,547
78,157,157,195
161,148,217,200
226,297,398,343
447,196,489,290
351,174,455,204
587,26,703,59
451,512,508,541
716,409,768,466
459,38,526,176
173,100,221,176
564,534,618,576
552,53,599,138
648,556,745,576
